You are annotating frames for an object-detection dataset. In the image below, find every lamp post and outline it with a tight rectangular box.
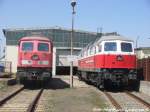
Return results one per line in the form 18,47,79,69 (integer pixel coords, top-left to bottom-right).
70,0,76,88
145,38,150,81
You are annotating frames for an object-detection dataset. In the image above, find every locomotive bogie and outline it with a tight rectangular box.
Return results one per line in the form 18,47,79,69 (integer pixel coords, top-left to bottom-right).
17,67,52,81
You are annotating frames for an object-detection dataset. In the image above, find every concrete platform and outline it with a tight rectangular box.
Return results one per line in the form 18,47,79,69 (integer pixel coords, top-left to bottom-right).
0,78,16,85
139,81,150,96
53,75,90,88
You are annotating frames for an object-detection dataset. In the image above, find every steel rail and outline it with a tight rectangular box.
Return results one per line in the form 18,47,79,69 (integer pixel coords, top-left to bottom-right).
104,92,124,112
0,86,24,106
125,92,150,109
27,88,44,112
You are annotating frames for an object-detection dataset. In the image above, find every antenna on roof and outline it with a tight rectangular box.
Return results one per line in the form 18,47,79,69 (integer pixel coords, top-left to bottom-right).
97,27,103,38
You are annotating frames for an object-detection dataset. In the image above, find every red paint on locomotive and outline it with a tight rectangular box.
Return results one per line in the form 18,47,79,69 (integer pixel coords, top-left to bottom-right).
79,54,136,69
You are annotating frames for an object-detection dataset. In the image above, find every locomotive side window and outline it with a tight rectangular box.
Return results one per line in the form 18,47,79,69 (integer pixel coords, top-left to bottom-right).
38,43,49,52
22,42,33,51
97,44,102,52
89,46,96,55
121,43,132,52
104,42,117,51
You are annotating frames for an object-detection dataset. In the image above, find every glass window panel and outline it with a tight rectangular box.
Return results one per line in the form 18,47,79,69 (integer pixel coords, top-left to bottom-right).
121,43,132,52
104,42,117,51
38,43,49,51
22,42,33,51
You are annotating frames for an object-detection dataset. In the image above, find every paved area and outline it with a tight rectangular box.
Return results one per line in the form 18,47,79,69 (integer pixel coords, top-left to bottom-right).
35,75,110,112
139,81,150,96
54,75,90,88
0,78,16,85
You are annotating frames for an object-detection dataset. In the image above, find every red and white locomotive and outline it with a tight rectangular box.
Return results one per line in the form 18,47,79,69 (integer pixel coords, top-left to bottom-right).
77,35,139,90
17,36,53,84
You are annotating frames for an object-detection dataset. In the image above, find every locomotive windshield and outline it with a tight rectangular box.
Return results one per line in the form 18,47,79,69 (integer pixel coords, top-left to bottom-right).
104,42,117,51
121,42,132,52
38,43,49,51
22,42,33,51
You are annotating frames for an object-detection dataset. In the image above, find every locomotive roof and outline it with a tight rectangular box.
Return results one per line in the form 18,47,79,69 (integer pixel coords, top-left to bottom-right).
19,36,51,42
82,35,133,51
95,35,133,44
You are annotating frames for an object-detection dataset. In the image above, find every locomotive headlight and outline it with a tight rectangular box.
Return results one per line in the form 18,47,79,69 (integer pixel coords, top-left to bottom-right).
22,60,32,65
38,61,49,65
31,55,39,60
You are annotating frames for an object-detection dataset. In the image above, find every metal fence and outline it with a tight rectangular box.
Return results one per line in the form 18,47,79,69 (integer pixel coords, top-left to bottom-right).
0,61,12,74
137,58,150,81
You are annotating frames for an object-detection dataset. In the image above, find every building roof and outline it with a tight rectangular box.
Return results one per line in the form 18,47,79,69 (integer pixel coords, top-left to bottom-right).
135,47,150,50
3,26,97,35
97,35,133,43
3,26,99,47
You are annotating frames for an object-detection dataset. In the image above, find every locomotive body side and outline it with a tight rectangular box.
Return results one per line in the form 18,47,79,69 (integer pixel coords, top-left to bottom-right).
17,36,53,84
77,36,139,90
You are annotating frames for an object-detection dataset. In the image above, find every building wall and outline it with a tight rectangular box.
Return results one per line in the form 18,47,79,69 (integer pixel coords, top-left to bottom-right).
4,28,97,48
6,46,18,73
136,49,150,59
56,48,80,66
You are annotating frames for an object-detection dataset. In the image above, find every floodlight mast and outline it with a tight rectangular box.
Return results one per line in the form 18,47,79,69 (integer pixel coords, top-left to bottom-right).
70,0,76,88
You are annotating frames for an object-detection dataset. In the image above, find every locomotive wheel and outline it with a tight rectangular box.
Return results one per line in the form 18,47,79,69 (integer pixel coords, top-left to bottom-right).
129,80,140,91
16,76,24,85
104,79,112,90
95,77,104,90
78,75,83,81
18,79,27,86
77,72,83,81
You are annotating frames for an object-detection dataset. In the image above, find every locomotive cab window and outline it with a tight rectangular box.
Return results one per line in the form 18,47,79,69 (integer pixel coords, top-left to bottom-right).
22,42,33,51
121,42,132,52
38,43,49,52
104,42,117,51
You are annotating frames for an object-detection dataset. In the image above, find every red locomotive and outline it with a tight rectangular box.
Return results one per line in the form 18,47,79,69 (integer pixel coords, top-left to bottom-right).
77,35,139,90
17,36,53,84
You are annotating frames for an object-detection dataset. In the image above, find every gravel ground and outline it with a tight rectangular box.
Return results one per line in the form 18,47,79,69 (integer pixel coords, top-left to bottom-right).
0,89,41,112
0,79,23,101
35,76,109,112
0,83,23,101
132,91,150,104
109,92,149,111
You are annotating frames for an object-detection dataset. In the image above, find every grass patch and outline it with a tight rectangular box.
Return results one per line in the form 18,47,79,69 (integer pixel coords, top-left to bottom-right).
45,88,108,112
0,81,8,90
89,91,107,109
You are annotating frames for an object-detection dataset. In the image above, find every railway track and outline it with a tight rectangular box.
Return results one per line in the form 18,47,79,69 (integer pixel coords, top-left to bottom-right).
103,91,150,112
0,87,43,112
104,92,123,111
125,92,150,110
0,86,25,106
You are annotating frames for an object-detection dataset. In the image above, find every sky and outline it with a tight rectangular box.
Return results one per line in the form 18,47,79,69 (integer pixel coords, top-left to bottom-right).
0,0,150,48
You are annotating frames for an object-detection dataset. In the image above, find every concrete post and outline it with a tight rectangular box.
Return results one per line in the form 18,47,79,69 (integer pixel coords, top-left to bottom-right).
52,47,56,76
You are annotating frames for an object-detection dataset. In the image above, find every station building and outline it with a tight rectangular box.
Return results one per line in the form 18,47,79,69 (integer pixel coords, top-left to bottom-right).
3,27,102,75
135,47,150,59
